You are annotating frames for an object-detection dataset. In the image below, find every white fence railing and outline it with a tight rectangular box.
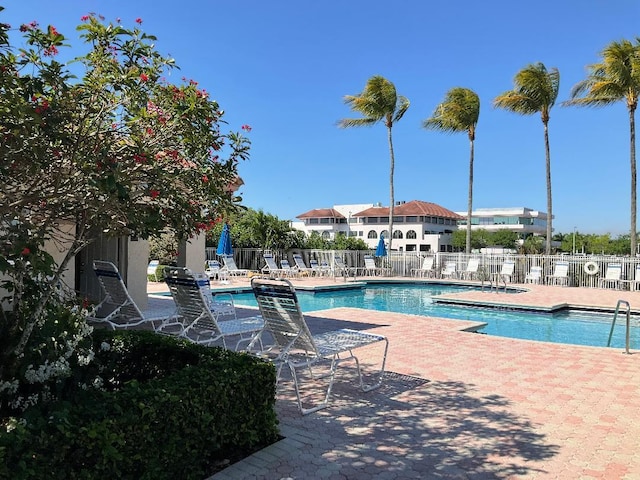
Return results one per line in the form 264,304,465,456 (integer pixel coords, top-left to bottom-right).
205,248,640,289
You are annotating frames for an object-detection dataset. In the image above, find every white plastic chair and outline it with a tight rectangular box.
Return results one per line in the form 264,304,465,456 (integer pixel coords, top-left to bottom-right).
147,260,160,282
546,261,569,286
411,256,435,278
525,266,543,284
598,263,622,290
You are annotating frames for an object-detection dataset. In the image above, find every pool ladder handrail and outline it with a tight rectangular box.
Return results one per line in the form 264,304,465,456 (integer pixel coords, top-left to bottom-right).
607,299,631,354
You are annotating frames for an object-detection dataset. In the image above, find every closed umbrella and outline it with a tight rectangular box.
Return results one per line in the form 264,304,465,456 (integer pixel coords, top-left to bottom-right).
216,223,233,256
375,234,387,257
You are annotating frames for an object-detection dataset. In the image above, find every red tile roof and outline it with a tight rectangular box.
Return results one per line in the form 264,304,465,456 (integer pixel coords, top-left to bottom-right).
296,208,346,219
353,200,463,219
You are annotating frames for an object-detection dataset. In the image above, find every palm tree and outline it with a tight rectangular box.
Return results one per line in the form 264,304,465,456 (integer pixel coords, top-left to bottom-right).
564,39,640,256
494,63,560,255
423,87,480,254
338,76,410,251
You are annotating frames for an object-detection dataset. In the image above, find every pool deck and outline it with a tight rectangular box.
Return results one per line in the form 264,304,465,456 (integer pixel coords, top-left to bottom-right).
146,278,640,479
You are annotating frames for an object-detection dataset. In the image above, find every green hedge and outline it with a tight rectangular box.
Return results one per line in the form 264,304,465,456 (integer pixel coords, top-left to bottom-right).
0,330,279,480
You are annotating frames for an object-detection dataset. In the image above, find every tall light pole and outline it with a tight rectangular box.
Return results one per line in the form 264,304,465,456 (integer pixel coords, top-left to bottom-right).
572,226,576,255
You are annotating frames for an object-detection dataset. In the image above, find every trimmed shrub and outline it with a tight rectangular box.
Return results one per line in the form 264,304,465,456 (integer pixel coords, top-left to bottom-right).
0,330,279,480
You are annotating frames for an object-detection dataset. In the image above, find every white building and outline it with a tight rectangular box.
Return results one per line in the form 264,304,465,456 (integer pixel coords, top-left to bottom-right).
292,200,463,252
454,207,549,237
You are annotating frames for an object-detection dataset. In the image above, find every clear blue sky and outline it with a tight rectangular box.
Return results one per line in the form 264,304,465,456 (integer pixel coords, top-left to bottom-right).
4,1,640,236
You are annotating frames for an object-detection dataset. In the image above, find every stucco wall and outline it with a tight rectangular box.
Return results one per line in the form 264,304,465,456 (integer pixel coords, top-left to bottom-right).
127,238,150,310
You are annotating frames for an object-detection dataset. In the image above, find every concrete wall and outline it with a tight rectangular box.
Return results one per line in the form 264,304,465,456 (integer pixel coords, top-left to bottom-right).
127,238,149,310
178,233,206,273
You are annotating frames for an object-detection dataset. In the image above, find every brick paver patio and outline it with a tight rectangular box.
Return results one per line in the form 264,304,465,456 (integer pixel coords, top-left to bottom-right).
147,278,640,479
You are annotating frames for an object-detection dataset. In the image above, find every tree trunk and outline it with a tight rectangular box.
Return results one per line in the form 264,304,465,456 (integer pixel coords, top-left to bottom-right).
466,137,474,254
630,106,637,256
387,126,395,252
544,121,553,255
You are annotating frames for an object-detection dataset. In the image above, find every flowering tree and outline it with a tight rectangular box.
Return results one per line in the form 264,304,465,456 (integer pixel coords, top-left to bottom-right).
0,10,250,413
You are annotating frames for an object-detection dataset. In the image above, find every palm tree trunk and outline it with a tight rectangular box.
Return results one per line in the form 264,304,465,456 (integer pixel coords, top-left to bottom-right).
630,106,637,256
387,126,395,252
544,122,553,255
466,137,474,254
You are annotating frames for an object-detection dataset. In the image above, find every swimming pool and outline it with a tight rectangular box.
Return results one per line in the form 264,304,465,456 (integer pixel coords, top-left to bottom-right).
232,283,640,349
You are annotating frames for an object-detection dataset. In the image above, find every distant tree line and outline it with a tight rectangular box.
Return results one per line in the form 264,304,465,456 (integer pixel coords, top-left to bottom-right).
451,229,635,255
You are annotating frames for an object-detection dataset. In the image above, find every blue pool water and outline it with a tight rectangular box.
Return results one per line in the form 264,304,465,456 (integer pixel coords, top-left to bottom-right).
232,283,640,349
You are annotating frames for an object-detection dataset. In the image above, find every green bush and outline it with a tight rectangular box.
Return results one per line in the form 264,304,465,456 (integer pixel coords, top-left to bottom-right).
0,330,279,480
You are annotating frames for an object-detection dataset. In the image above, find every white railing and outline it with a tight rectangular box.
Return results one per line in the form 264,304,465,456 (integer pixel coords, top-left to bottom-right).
205,247,640,288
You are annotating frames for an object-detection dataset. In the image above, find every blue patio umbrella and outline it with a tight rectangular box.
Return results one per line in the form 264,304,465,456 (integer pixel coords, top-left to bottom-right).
216,223,233,256
375,234,387,257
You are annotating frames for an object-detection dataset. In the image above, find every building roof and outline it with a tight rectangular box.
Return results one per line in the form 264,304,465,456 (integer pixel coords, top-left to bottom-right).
353,200,463,219
296,208,346,219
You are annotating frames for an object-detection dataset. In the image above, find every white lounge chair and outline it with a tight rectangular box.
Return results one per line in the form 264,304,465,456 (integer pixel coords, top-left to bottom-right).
361,254,390,276
490,260,515,291
220,254,250,277
460,258,480,280
525,266,543,284
441,261,457,279
205,259,228,282
598,263,622,290
147,260,160,282
309,259,331,277
546,261,569,286
333,256,356,277
292,253,314,277
280,259,299,278
250,277,388,415
90,260,164,330
411,256,435,278
262,253,286,277
164,267,263,350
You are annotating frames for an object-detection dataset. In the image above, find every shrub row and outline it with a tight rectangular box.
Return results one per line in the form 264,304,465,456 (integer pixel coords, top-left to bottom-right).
0,330,279,480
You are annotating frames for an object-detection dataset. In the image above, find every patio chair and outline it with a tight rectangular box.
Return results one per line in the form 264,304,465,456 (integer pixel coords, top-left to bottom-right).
90,260,164,330
309,259,331,277
250,277,389,415
280,259,299,278
460,258,480,280
361,254,390,276
598,263,622,290
525,266,543,284
441,261,457,279
220,254,250,277
147,260,160,282
620,264,640,291
491,260,515,290
333,256,356,277
164,266,263,350
292,253,314,277
411,256,435,278
262,253,286,277
546,261,569,286
205,259,229,282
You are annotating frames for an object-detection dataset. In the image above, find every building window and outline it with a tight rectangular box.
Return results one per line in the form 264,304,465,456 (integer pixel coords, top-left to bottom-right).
380,217,389,223
392,230,403,239
438,217,444,224
406,244,416,252
321,231,330,239
381,230,389,238
393,216,403,223
406,216,417,222
309,218,318,224
368,217,378,224
367,230,378,239
406,230,417,239
319,218,330,224
348,231,357,237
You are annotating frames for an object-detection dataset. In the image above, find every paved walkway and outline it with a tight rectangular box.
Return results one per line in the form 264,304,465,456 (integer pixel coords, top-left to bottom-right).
147,278,640,479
